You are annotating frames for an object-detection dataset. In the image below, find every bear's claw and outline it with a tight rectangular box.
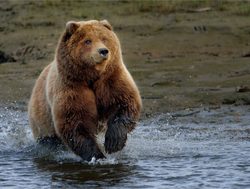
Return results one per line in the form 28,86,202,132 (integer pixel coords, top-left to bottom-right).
78,138,106,161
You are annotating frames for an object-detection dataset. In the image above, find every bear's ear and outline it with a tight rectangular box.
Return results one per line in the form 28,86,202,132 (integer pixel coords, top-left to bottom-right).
100,20,112,31
65,21,80,36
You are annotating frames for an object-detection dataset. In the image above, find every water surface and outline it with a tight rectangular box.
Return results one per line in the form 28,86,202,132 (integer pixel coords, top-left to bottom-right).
0,106,250,188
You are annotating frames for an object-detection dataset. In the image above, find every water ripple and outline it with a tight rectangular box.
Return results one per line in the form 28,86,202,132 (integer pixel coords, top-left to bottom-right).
0,106,250,188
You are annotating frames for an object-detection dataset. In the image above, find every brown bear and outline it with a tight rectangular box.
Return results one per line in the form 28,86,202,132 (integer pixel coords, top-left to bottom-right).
28,20,142,161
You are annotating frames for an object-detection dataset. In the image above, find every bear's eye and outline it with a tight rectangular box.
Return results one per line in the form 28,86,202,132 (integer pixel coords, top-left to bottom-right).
102,37,108,42
84,39,92,45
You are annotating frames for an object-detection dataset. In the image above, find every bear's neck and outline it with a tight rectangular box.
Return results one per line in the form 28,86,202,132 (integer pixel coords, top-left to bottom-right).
56,42,99,87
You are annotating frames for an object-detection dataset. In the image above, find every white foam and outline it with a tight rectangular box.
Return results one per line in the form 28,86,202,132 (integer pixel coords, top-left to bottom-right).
0,107,34,152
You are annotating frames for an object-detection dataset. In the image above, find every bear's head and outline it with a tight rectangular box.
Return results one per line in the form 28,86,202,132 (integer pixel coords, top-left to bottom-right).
57,20,121,83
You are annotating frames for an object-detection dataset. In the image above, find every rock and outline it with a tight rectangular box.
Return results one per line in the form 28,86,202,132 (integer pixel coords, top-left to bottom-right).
236,86,250,93
242,52,250,57
0,50,16,64
187,7,212,13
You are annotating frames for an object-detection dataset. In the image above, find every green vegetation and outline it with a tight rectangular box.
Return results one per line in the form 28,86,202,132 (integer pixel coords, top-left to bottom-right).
133,0,250,16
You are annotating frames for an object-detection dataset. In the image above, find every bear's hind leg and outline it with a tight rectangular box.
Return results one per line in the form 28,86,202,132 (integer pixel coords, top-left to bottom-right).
37,135,64,150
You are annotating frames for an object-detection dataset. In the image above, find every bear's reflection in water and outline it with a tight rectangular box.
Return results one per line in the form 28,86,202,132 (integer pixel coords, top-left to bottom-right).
33,156,135,186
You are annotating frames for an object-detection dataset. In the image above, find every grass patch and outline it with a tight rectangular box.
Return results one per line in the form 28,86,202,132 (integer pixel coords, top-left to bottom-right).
226,2,250,16
119,0,250,16
9,0,250,17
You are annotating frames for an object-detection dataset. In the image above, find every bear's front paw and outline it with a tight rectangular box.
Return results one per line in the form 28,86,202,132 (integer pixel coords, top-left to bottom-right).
79,138,105,161
104,121,128,154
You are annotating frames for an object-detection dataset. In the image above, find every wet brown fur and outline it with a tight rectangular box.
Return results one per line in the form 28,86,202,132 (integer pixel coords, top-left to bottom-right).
28,20,142,161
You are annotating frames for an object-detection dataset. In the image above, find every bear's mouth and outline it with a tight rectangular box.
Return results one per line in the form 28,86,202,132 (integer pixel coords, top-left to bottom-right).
91,56,107,64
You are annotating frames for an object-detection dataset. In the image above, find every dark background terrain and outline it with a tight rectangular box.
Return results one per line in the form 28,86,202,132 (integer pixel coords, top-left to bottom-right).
1,0,250,117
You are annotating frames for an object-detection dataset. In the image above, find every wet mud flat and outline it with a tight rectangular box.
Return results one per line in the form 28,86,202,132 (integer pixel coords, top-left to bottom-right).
1,1,250,115
0,105,249,188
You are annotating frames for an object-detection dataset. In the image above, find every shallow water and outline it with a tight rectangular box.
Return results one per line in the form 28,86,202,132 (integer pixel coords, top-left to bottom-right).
0,106,250,189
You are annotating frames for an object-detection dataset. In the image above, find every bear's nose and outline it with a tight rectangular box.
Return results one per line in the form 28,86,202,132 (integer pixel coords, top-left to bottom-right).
98,48,109,57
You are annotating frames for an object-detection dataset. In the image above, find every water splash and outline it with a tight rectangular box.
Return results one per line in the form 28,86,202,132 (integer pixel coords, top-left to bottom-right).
0,106,249,161
0,107,34,152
